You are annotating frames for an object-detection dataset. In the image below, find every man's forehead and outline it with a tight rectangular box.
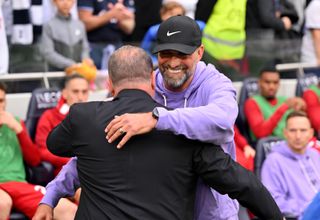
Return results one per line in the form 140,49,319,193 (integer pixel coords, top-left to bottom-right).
66,78,89,88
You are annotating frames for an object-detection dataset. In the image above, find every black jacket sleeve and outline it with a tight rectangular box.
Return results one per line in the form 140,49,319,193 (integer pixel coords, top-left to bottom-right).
193,144,283,220
47,110,74,157
257,0,285,31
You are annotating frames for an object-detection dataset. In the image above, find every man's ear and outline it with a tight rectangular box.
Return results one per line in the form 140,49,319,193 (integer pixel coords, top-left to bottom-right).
151,71,156,91
197,44,205,61
107,76,115,96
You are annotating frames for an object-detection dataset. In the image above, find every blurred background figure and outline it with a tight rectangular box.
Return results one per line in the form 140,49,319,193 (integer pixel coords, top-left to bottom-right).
234,125,255,172
261,111,320,219
162,0,198,19
244,63,306,141
201,0,248,81
300,0,320,66
303,81,320,136
41,0,94,72
0,82,77,220
35,74,89,176
0,0,8,74
78,0,135,69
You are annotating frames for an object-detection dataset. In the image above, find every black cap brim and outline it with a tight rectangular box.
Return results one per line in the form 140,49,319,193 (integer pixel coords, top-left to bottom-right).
152,43,198,55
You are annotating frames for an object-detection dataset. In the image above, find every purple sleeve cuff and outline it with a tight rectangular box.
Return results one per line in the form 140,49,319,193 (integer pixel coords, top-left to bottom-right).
40,157,80,207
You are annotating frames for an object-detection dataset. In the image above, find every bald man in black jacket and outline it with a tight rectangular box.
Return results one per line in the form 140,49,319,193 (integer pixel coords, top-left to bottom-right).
45,45,283,220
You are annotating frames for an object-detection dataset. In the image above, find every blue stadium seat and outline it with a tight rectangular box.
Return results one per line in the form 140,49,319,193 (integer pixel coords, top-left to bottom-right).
25,87,61,140
295,73,319,97
254,136,283,179
236,77,259,145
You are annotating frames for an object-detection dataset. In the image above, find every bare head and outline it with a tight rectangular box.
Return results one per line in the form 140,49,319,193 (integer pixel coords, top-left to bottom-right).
108,45,154,96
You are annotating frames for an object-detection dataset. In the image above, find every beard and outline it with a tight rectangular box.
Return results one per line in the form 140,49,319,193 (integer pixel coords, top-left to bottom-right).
159,64,192,89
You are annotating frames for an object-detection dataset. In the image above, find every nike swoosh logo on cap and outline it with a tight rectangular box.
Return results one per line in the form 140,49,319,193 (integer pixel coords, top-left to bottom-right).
167,31,181,36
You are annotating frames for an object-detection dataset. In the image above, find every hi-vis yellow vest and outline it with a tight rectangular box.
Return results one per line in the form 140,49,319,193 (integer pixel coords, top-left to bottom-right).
202,0,246,60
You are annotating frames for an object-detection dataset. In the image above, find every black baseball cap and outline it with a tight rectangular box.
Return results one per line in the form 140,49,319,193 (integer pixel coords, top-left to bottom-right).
152,15,202,55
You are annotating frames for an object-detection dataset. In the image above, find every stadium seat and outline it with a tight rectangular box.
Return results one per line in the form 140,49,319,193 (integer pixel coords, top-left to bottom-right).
10,212,28,220
254,136,283,179
236,77,259,145
24,88,61,186
25,87,61,140
295,73,319,97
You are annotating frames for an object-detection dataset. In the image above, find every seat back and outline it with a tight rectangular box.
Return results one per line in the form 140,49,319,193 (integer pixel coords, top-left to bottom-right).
295,73,319,97
237,77,259,143
254,136,283,179
25,88,61,140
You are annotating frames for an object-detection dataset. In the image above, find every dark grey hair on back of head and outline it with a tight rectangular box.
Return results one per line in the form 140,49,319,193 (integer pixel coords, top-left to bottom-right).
108,45,153,86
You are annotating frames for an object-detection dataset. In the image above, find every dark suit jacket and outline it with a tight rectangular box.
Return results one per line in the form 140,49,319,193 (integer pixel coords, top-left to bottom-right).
47,89,282,220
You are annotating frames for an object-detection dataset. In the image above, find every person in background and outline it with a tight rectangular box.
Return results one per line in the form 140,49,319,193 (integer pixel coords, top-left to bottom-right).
303,81,320,135
201,0,248,80
35,74,89,175
0,0,8,74
234,125,255,171
261,111,320,219
244,64,306,141
0,82,77,220
301,0,320,66
41,0,94,72
78,0,135,69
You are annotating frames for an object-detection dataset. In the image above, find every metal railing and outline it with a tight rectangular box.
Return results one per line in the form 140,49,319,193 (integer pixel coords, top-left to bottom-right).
276,63,319,77
0,72,65,88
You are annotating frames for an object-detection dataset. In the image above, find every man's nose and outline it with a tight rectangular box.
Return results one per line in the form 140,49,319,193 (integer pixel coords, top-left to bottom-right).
167,56,181,67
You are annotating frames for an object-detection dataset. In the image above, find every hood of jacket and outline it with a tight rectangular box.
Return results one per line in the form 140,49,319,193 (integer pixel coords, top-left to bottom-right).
155,61,226,108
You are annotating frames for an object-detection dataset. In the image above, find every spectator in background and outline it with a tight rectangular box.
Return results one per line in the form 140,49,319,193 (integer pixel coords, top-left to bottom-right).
0,0,8,74
0,82,77,220
78,0,135,69
125,0,161,43
162,0,198,19
141,2,205,66
42,0,79,24
244,64,306,141
35,74,89,175
41,0,94,72
303,81,320,135
261,111,320,219
201,0,248,80
301,0,320,66
246,0,300,73
234,126,255,171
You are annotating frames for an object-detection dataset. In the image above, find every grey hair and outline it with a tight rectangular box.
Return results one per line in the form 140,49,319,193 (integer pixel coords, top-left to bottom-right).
108,45,153,86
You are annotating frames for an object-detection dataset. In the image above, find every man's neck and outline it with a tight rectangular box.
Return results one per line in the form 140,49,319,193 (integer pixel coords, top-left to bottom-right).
113,83,154,98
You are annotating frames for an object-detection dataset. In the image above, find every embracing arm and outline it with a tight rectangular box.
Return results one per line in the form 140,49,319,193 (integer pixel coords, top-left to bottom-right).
105,74,238,148
156,78,237,144
194,145,283,220
41,157,80,208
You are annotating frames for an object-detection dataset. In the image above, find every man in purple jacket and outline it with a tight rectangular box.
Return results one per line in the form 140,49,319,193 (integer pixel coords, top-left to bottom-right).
262,111,320,219
35,16,239,220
